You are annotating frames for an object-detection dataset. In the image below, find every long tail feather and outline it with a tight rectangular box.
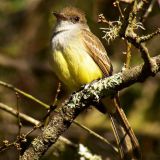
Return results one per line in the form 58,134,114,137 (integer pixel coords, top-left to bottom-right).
108,96,141,160
100,95,141,160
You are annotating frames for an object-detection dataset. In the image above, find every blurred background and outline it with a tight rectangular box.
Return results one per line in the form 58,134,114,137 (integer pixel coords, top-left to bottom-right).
0,0,160,159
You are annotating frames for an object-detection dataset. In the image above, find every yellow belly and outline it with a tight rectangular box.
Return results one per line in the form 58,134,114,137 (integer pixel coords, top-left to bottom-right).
51,40,103,92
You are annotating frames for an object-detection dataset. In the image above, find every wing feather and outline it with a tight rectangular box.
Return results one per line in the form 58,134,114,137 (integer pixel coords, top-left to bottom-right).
82,29,112,77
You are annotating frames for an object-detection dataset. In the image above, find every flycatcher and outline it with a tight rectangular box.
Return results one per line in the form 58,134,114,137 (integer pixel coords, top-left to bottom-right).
51,7,141,159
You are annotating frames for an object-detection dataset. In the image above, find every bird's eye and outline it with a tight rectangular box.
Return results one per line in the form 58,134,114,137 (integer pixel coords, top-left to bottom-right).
74,16,80,22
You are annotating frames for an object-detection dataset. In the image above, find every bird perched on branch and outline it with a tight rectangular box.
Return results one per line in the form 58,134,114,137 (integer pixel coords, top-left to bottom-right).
51,6,141,160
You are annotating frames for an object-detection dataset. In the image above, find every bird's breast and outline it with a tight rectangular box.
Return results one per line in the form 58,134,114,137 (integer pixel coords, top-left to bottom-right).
51,31,103,92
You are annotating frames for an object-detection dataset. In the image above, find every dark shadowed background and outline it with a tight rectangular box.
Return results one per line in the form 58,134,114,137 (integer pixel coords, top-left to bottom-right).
0,0,160,159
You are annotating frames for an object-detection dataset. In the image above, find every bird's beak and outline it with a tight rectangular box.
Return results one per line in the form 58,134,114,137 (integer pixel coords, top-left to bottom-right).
52,12,67,20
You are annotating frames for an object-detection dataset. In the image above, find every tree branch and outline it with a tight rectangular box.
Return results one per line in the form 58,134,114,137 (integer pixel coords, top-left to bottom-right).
0,102,77,153
0,102,40,125
21,54,160,160
0,81,49,109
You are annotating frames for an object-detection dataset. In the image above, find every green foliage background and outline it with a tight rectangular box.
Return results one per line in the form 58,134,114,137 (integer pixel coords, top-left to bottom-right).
0,0,160,159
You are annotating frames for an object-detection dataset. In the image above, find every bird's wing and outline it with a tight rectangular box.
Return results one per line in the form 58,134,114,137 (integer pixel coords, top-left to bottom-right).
82,29,112,77
82,30,141,159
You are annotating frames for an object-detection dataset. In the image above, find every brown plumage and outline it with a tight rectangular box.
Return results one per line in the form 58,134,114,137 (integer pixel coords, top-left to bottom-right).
52,6,141,159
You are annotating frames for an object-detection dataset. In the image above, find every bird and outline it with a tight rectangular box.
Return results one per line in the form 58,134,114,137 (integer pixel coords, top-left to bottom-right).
50,6,141,159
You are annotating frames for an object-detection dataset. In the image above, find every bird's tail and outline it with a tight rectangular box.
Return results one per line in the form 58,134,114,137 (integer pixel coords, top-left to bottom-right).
102,96,141,160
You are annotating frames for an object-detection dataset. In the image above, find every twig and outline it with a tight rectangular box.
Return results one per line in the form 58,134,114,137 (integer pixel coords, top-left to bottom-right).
113,0,124,19
16,93,22,135
0,140,18,153
142,0,156,22
0,102,39,125
0,81,49,109
98,14,110,24
0,102,117,154
123,0,159,68
52,82,61,106
15,92,22,158
73,120,118,153
125,41,132,68
0,103,76,151
126,35,152,67
45,82,62,119
117,0,157,70
137,28,160,43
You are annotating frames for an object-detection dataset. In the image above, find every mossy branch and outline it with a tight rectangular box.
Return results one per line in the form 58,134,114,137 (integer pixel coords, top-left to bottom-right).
21,55,160,160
